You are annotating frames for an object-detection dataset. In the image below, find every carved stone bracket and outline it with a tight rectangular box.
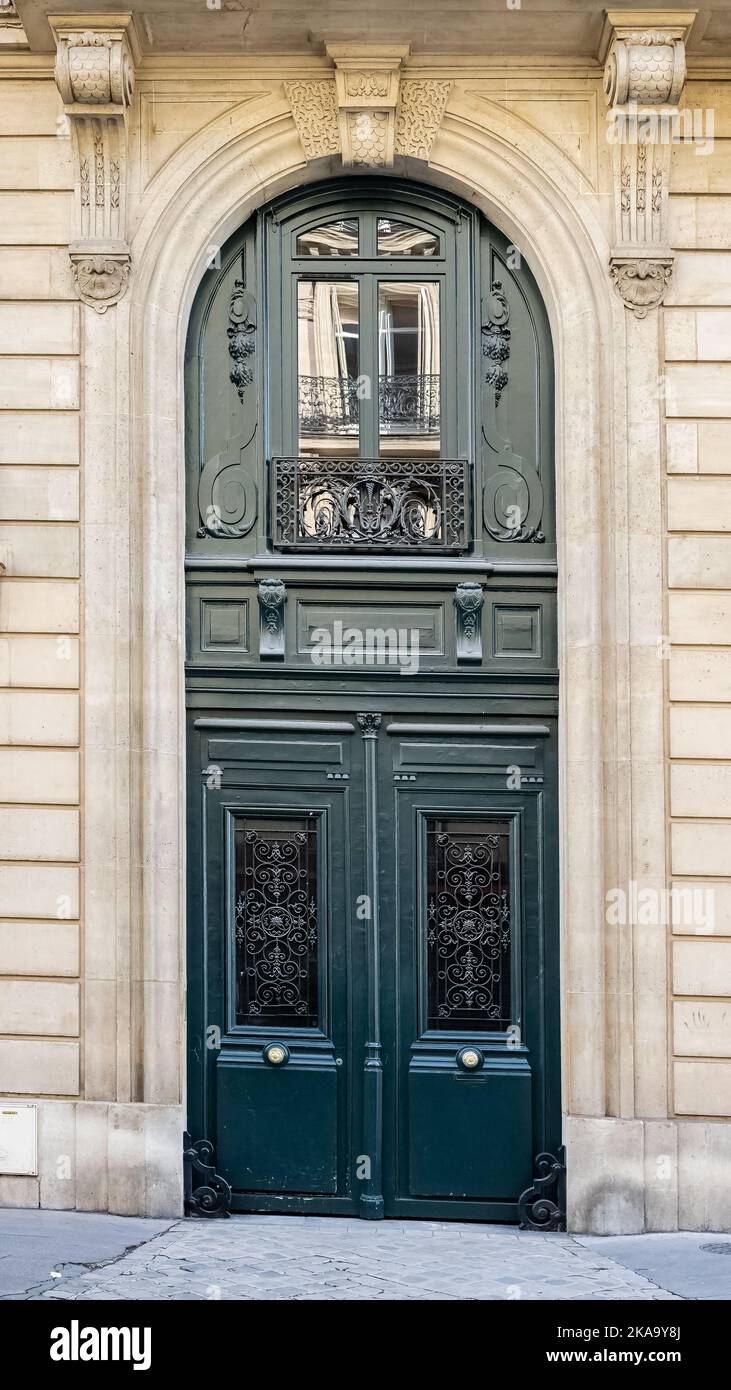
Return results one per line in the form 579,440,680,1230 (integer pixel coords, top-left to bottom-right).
50,13,140,311
286,47,451,168
600,10,696,315
257,578,287,661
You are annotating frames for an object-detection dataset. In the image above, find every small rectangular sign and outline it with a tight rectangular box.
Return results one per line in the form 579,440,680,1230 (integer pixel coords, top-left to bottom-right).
0,1101,38,1175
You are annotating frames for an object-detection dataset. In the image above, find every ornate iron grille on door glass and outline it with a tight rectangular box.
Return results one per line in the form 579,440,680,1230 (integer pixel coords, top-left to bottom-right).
426,820,512,1030
272,456,467,551
234,819,319,1027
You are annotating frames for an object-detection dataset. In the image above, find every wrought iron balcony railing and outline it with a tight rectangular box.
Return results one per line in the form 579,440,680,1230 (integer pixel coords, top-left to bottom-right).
298,374,440,436
272,456,468,552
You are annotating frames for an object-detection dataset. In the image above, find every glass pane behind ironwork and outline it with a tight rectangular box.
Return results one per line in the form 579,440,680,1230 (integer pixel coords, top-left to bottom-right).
234,817,319,1028
378,281,440,456
426,819,512,1031
296,219,359,256
298,279,359,457
377,219,439,257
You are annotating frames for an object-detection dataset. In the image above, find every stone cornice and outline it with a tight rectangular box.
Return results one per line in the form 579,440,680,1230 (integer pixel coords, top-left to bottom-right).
49,13,140,311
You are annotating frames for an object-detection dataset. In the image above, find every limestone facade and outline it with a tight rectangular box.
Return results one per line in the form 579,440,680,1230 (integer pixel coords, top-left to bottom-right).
0,7,730,1230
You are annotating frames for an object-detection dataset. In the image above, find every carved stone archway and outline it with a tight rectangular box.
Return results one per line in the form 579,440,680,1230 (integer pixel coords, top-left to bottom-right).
73,68,667,1226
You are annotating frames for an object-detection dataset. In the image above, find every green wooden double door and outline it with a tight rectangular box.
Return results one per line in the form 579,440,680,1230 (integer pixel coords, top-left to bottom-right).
187,704,559,1220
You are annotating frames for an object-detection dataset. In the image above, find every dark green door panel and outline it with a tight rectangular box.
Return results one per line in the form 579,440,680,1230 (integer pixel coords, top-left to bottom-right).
187,718,363,1213
217,1057,338,1194
408,1059,533,1199
378,719,557,1219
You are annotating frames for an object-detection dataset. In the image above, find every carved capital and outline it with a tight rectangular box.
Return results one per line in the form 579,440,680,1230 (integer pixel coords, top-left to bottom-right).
610,256,674,318
50,15,140,310
602,19,692,108
357,713,382,739
53,19,136,114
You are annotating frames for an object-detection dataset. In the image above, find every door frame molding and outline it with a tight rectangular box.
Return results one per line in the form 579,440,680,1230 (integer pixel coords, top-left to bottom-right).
81,86,667,1226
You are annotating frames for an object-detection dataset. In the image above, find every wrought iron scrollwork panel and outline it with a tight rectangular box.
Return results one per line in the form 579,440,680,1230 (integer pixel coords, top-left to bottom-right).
426,819,512,1031
273,456,467,552
234,818,319,1028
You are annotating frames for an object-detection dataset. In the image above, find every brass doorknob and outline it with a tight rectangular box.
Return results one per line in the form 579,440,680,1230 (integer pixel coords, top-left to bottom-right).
457,1047,483,1071
264,1043,289,1066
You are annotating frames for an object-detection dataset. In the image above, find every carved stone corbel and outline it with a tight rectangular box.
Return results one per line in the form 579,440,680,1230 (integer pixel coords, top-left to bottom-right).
600,10,696,317
50,13,140,312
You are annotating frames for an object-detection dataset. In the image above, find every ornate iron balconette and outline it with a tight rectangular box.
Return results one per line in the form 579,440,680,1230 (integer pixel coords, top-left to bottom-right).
298,373,440,436
272,456,468,552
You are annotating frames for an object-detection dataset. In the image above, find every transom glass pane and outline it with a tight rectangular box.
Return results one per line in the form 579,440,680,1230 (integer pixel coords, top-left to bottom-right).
426,819,512,1031
298,279,360,457
234,817,319,1028
296,219,359,257
377,219,439,257
378,281,440,456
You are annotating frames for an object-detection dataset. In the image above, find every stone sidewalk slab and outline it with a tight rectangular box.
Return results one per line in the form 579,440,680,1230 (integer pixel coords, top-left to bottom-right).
0,1211,698,1301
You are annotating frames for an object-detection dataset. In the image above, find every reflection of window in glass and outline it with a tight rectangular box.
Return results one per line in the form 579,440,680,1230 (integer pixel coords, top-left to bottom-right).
296,220,359,257
377,220,439,257
298,280,360,457
378,281,440,456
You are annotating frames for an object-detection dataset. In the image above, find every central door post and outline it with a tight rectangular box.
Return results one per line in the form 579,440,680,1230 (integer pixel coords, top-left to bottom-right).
358,712,384,1219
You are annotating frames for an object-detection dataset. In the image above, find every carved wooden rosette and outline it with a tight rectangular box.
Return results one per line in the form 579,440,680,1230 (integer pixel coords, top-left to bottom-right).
286,46,451,169
51,14,139,312
600,10,695,317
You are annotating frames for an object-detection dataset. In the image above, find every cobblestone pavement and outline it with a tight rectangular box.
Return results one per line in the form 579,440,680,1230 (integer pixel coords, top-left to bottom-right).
10,1216,685,1301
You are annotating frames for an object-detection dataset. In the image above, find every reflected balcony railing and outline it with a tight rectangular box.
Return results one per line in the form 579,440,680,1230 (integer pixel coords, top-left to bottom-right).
271,454,468,553
298,373,441,436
